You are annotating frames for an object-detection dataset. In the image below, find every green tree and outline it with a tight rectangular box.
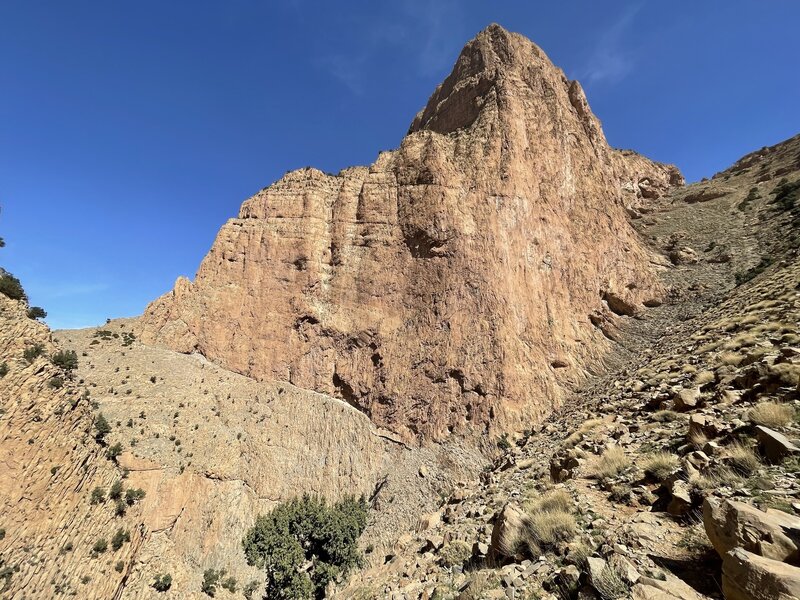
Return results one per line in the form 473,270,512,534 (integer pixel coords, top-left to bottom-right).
202,568,224,597
111,528,130,551
27,306,47,319
22,343,44,363
0,272,26,302
94,413,111,442
243,495,368,599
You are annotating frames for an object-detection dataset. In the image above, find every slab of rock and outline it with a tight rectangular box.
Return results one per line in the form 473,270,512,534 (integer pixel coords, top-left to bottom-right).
489,503,525,558
674,387,701,411
723,547,800,600
631,574,705,600
755,425,800,463
667,480,693,517
703,498,800,563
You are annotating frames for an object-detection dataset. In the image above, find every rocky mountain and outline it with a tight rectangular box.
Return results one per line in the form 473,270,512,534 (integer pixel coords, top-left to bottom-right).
137,24,682,443
2,22,799,600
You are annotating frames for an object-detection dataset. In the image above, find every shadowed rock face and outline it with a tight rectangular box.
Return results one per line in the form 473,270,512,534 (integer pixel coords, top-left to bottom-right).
138,24,682,442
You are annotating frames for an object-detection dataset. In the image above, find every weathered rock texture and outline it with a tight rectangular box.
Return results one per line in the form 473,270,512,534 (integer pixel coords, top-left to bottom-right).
138,25,682,441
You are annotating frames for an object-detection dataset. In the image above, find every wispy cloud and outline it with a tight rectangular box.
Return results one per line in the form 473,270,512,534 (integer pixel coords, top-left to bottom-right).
315,0,462,94
47,282,110,298
579,4,642,86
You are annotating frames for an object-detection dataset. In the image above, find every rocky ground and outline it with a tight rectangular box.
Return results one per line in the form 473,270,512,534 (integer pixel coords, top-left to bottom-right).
336,136,800,599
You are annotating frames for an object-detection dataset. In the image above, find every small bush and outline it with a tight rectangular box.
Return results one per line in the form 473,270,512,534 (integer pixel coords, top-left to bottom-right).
51,350,78,372
109,480,124,500
27,306,46,320
243,580,260,600
748,401,793,429
115,560,125,573
0,272,26,301
0,362,7,378
125,488,146,506
106,443,123,461
90,487,105,505
641,452,680,481
23,343,44,364
589,446,630,480
497,433,511,450
221,576,237,593
111,528,130,551
153,573,172,592
92,538,108,554
48,376,64,389
114,499,127,517
202,568,224,597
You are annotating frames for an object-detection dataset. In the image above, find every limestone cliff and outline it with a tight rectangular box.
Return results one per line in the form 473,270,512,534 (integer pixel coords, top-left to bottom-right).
138,24,683,441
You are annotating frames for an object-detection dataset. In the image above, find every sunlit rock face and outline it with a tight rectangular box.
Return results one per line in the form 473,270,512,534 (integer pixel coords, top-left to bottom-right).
139,24,682,442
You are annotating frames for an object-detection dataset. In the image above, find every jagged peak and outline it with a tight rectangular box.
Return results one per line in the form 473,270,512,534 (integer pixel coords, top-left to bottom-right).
408,24,574,136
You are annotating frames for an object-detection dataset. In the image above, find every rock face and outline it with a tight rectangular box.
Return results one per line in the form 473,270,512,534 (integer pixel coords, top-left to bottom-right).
138,24,682,441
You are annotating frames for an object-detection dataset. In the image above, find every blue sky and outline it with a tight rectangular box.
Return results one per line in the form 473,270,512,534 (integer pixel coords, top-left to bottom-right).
1,1,798,329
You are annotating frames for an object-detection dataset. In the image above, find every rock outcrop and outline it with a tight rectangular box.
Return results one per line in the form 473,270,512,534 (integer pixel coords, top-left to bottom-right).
138,24,682,441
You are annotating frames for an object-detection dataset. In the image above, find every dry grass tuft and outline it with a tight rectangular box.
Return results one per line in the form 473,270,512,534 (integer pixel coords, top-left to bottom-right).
641,452,680,481
522,489,577,554
689,465,741,491
593,565,629,600
718,351,744,366
688,430,708,450
564,418,603,448
726,441,760,476
652,410,681,423
589,446,630,480
748,401,794,429
693,371,716,386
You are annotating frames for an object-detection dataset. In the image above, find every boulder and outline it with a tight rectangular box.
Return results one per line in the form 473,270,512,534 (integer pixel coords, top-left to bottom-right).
755,425,800,464
723,547,800,600
667,480,693,517
703,498,800,563
674,387,701,411
489,504,525,559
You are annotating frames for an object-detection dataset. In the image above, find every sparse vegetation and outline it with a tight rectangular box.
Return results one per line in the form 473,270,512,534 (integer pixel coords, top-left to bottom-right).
0,362,7,378
106,442,123,461
243,494,368,599
90,487,106,505
109,480,124,500
727,441,761,476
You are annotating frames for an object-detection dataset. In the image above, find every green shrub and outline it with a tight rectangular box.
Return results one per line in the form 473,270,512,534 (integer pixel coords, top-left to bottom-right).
125,488,146,506
243,494,368,600
92,538,108,554
23,343,44,364
115,560,125,573
48,376,64,389
95,413,111,442
109,480,123,500
153,573,172,592
27,306,46,319
51,350,78,372
243,580,261,600
111,528,130,551
0,362,8,378
202,568,225,597
0,272,26,301
90,487,106,505
106,443,123,461
114,499,127,517
221,576,237,593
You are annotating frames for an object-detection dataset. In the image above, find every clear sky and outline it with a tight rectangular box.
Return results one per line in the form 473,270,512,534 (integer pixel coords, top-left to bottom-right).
1,1,798,329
